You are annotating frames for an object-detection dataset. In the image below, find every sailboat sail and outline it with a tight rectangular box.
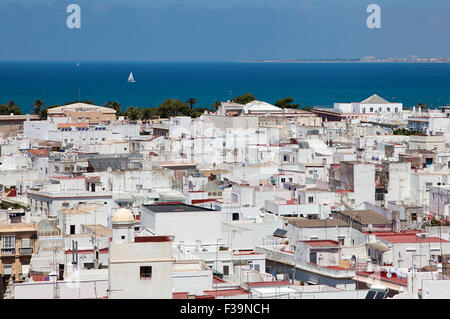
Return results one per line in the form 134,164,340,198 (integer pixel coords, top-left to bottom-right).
128,72,136,82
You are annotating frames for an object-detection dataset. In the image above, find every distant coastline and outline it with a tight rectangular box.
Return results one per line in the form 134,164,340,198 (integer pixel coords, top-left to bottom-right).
239,57,450,63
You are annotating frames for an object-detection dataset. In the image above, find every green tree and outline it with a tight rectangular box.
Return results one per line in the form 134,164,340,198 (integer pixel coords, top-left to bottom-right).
124,106,144,120
32,99,46,115
104,101,122,116
155,98,192,118
301,105,312,111
186,98,198,110
210,100,221,110
142,107,157,120
38,104,59,120
232,93,255,105
0,101,23,115
191,107,210,118
39,108,48,120
274,97,300,109
417,102,427,112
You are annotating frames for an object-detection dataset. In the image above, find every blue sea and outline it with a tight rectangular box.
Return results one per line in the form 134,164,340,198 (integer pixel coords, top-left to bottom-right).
1,62,450,113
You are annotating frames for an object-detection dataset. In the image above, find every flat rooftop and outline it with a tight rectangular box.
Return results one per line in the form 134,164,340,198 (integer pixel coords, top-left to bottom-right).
143,203,217,213
0,223,37,233
287,217,349,228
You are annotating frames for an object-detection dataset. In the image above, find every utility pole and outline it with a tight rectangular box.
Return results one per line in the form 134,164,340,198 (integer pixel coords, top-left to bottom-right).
53,248,60,299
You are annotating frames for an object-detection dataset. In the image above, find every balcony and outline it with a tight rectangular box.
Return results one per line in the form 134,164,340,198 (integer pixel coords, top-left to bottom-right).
1,248,16,255
19,247,33,255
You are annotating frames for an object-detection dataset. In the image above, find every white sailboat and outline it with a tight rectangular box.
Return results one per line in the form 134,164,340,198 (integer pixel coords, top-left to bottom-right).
127,72,136,83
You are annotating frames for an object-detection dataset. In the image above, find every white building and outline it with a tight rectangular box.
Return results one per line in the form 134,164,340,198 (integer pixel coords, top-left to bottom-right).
140,203,222,248
108,208,174,299
334,94,403,115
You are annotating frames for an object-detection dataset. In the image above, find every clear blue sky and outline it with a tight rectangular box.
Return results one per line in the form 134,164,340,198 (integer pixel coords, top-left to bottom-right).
0,0,449,61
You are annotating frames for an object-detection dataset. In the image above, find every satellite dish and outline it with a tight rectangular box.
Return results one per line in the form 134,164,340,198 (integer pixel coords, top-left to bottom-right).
107,167,112,173
386,272,392,278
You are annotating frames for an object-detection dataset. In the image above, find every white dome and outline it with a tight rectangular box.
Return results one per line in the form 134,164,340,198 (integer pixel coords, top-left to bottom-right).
112,208,134,223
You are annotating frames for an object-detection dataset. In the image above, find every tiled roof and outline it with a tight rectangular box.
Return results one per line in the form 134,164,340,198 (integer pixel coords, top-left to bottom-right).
29,149,49,157
360,94,391,104
375,233,449,244
339,210,392,225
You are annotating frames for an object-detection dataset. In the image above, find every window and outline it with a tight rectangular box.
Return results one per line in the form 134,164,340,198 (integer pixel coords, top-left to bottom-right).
2,236,15,248
3,264,12,275
140,266,152,279
254,264,260,272
84,262,95,269
395,107,398,113
232,213,240,221
281,178,285,183
310,252,317,264
121,235,125,240
70,225,76,235
22,238,31,248
308,196,314,203
387,107,390,112
223,265,229,276
370,108,374,112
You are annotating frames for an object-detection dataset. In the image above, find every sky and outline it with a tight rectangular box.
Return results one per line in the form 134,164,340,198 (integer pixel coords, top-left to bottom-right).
0,0,449,61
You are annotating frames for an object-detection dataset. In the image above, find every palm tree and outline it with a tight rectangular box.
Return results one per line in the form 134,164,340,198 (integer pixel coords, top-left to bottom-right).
39,108,48,120
33,99,46,115
211,100,221,110
186,98,198,110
